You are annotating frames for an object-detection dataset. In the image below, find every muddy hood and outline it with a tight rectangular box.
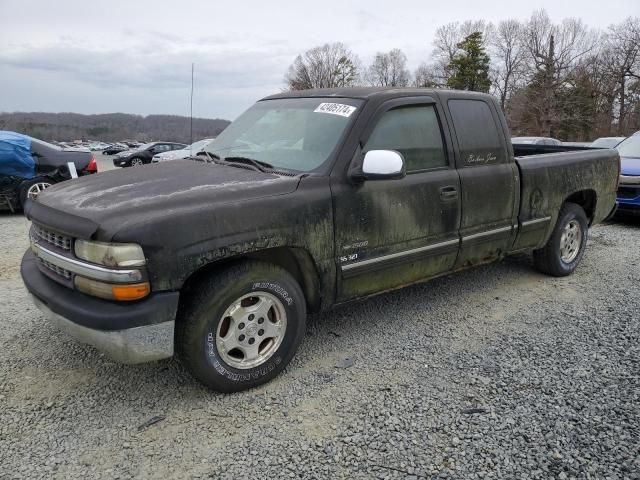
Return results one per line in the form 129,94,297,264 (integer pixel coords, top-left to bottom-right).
29,161,301,239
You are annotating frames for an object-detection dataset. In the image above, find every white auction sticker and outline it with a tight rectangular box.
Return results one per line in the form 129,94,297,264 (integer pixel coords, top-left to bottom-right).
314,103,357,117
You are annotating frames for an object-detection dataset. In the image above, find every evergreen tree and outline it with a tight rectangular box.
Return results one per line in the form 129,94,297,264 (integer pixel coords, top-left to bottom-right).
446,32,491,92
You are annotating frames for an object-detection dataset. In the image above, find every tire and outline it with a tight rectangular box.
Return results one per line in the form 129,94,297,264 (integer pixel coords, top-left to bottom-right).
130,157,144,167
177,261,306,392
533,202,588,277
19,177,54,207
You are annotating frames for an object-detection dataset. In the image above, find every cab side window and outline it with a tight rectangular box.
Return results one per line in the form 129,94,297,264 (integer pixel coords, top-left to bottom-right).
364,105,447,172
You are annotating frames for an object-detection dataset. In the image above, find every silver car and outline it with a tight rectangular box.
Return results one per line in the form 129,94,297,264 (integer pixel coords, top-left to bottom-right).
151,138,214,163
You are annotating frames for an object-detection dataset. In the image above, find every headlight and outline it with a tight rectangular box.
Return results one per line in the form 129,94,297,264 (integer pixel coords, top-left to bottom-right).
74,240,146,267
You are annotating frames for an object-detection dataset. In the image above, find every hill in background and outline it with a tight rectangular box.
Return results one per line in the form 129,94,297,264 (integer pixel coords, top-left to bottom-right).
0,112,231,143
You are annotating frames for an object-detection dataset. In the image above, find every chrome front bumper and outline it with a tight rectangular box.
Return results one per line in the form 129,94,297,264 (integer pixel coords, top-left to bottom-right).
30,294,174,364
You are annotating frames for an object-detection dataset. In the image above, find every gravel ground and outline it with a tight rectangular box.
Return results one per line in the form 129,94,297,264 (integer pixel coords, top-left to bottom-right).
0,213,638,479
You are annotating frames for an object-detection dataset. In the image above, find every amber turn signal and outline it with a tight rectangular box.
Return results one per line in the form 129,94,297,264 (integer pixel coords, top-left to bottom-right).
112,283,151,301
74,276,150,301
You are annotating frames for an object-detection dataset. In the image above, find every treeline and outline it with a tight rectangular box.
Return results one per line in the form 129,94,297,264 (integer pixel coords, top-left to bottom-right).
0,112,230,143
285,10,640,140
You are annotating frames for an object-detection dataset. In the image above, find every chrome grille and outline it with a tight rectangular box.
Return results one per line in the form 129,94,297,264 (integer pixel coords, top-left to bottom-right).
37,257,72,280
32,224,72,251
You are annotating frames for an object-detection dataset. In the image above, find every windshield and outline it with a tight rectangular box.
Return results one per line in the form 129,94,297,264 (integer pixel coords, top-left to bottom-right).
616,135,640,158
204,97,362,172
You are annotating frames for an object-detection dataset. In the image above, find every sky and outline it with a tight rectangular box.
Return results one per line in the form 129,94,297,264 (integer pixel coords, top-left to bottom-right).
0,0,637,121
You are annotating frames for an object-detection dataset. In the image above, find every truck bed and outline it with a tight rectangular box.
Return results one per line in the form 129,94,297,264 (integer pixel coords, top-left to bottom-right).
512,144,594,157
511,148,619,252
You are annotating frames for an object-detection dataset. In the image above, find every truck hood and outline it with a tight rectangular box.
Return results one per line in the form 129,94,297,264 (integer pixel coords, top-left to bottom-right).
31,160,301,239
620,156,640,176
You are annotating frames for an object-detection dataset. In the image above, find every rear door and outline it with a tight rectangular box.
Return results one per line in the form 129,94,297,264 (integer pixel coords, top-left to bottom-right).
332,97,461,301
444,97,519,267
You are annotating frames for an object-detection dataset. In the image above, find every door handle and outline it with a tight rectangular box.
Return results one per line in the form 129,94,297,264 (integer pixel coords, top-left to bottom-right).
439,186,458,201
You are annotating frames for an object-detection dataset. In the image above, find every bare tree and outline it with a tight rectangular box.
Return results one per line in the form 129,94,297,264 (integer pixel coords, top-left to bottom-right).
285,43,361,90
413,62,440,87
490,19,526,108
601,17,640,134
520,10,598,135
366,48,410,87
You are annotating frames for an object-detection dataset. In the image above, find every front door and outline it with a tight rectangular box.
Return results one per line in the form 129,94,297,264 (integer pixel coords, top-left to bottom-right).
332,99,461,301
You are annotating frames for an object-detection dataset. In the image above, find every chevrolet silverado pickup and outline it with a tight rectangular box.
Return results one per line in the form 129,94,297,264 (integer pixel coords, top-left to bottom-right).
21,88,619,392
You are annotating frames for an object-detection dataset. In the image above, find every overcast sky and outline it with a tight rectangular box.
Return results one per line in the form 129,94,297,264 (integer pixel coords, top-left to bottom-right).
0,0,636,120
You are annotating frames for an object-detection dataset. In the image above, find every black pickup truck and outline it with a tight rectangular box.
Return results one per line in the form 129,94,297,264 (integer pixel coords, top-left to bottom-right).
21,88,619,392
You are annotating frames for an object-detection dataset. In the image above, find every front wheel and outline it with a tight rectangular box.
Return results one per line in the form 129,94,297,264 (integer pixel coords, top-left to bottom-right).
130,157,144,167
533,202,588,277
177,261,306,392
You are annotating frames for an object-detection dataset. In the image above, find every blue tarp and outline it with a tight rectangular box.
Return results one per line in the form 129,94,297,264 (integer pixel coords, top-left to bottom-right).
0,131,34,179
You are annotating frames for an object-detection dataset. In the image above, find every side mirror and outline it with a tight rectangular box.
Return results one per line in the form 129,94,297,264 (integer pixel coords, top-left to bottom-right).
358,150,406,180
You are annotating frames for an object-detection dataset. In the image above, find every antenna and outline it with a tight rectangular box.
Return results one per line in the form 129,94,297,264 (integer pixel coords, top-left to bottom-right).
190,62,194,154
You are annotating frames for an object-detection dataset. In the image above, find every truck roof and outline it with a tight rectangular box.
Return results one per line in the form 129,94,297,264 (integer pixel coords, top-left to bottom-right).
263,87,491,102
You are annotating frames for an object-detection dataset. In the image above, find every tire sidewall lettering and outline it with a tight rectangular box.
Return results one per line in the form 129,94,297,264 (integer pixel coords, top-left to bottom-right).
251,281,294,306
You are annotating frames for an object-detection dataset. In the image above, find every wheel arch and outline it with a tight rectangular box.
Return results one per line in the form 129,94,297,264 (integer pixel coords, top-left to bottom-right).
178,246,323,314
564,189,597,224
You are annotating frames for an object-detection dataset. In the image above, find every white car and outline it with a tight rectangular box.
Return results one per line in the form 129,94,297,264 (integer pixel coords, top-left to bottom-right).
151,138,214,163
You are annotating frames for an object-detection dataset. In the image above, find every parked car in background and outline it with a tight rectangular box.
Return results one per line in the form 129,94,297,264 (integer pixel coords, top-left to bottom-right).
113,142,187,167
102,143,128,155
88,142,110,151
562,141,591,147
512,136,562,146
151,138,214,163
0,131,97,211
590,137,626,149
615,133,640,215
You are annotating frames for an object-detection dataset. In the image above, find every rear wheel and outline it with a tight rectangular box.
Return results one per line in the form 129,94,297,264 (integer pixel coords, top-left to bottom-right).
177,261,306,392
19,177,54,207
533,202,588,276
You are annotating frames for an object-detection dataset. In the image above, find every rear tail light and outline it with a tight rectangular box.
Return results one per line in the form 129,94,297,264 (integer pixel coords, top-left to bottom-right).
86,156,98,173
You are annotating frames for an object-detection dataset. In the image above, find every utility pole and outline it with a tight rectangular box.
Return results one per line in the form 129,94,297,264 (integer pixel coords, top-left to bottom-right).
190,63,194,150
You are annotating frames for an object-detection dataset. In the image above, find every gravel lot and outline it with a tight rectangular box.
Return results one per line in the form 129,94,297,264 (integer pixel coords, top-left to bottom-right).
1,211,638,479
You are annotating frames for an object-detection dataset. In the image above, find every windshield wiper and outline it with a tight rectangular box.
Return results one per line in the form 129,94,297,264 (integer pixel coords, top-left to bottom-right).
201,151,221,163
222,156,274,173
